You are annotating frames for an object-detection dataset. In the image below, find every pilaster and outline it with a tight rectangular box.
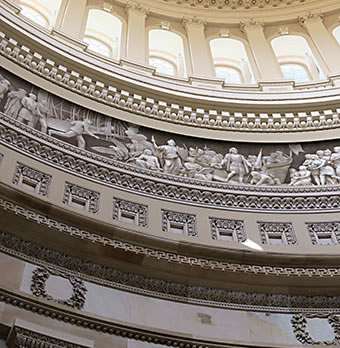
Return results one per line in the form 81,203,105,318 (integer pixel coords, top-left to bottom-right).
59,0,87,39
240,19,283,80
299,11,340,74
183,16,214,77
125,2,149,63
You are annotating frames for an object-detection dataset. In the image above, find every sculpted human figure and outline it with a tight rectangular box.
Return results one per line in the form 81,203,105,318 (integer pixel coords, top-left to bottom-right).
125,126,154,155
35,100,49,133
151,136,183,175
0,78,10,101
48,119,99,149
316,149,335,185
3,88,26,118
183,157,213,181
135,149,161,170
17,93,37,127
250,171,280,186
331,146,340,180
306,154,323,185
222,147,250,183
289,165,312,186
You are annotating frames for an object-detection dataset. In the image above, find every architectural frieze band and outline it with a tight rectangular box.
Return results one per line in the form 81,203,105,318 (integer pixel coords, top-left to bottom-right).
2,199,340,283
3,228,340,312
2,114,340,212
1,21,340,137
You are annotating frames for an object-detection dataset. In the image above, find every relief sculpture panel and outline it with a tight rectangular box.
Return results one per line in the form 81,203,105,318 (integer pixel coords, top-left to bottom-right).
1,67,340,188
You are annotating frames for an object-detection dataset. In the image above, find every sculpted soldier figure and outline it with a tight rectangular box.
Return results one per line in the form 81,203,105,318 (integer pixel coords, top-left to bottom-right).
3,88,26,119
36,100,49,133
48,119,99,150
0,78,10,102
222,147,251,183
17,93,37,127
151,136,183,175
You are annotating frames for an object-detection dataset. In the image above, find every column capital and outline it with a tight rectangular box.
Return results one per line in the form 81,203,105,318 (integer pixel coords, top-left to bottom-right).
240,18,264,33
125,2,149,17
298,11,323,27
182,16,207,30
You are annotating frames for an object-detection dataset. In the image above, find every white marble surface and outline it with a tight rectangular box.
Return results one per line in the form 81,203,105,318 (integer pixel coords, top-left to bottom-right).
18,263,305,346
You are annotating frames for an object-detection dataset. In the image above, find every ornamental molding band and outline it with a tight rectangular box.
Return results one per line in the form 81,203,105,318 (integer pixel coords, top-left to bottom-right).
258,221,297,245
161,209,197,236
30,267,87,310
12,162,52,196
131,0,322,11
7,327,91,348
209,217,246,242
112,197,148,227
2,26,340,135
63,182,100,214
4,229,340,311
3,197,340,281
306,221,340,245
291,313,340,345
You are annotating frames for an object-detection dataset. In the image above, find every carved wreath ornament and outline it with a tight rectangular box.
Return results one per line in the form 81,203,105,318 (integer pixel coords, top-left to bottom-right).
291,313,340,345
30,267,87,310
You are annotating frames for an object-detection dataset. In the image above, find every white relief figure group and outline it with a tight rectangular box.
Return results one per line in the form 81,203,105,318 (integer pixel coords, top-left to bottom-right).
1,75,340,186
289,147,340,186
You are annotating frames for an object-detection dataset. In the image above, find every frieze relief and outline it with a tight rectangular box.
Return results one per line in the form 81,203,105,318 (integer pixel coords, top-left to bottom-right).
2,115,340,212
2,67,340,192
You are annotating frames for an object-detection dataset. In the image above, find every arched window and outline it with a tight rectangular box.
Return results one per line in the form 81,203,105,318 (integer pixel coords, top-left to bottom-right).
333,26,340,46
280,63,310,83
271,35,321,82
209,38,254,84
19,0,62,29
84,9,122,59
148,30,186,77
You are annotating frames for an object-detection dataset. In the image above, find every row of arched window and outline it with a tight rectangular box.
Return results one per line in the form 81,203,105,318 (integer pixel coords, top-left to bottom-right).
18,0,340,84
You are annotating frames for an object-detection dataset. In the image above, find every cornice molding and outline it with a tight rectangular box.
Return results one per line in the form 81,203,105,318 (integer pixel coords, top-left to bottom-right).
2,228,340,311
2,13,340,140
2,196,340,285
